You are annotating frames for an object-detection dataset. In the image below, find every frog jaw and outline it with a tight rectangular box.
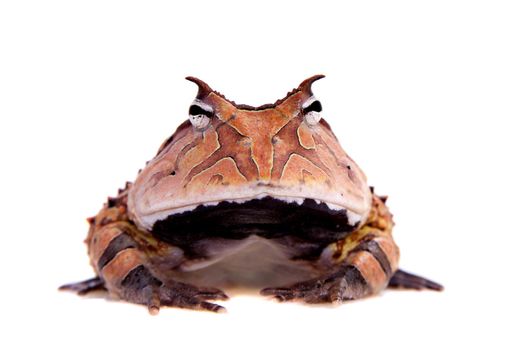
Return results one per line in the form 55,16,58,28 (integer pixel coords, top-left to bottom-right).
148,195,363,261
138,193,365,233
158,194,364,226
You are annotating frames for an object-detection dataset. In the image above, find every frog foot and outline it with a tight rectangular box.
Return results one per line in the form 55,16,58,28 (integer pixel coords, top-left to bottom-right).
387,269,443,291
148,282,229,314
261,266,369,304
116,265,229,314
60,271,228,313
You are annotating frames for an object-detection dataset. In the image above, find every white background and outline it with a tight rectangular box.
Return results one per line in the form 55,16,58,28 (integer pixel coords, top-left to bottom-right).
1,1,524,349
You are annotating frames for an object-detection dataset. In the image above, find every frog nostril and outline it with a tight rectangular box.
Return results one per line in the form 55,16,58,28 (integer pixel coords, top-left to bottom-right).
170,170,176,176
347,165,357,183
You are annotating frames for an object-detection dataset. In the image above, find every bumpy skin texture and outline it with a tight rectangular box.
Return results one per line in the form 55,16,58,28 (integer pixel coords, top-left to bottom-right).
61,76,442,313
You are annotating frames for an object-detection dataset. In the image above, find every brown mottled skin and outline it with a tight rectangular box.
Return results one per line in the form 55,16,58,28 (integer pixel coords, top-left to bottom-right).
61,76,442,313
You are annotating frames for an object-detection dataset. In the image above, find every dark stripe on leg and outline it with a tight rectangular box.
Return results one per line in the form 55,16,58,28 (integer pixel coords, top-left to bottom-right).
121,265,161,290
353,234,392,277
342,265,368,286
333,264,371,299
97,234,137,271
120,265,162,308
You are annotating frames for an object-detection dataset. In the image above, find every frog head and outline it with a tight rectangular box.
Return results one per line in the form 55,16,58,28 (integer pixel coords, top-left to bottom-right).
128,76,372,239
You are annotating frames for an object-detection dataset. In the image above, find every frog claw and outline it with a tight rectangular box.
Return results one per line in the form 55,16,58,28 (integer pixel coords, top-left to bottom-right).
261,263,374,304
261,275,359,304
126,282,228,314
388,269,443,291
155,282,228,313
193,287,229,301
59,276,106,295
144,286,161,315
197,301,227,313
328,277,348,304
260,287,295,302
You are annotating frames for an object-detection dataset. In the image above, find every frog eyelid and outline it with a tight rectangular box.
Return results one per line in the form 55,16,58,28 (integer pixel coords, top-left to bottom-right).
188,99,213,130
301,96,322,126
189,105,213,118
303,100,322,114
189,100,213,116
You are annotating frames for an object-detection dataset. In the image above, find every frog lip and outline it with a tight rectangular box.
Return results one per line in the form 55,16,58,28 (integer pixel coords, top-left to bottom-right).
139,194,364,232
149,196,361,248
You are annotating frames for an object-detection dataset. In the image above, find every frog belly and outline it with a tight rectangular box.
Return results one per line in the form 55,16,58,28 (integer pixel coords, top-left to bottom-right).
170,236,322,288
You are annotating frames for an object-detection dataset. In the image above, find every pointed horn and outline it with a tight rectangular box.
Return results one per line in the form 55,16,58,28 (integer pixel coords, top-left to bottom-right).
185,76,213,99
298,74,325,95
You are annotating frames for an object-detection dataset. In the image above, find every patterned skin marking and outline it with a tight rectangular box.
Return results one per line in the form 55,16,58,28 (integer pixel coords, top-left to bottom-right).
186,157,248,188
297,122,316,150
178,127,221,183
281,153,331,185
347,250,388,293
217,108,289,181
97,233,137,271
184,120,258,183
102,248,144,290
206,174,225,186
324,194,398,267
89,225,124,263
69,191,229,312
352,234,393,276
271,117,334,182
154,120,192,158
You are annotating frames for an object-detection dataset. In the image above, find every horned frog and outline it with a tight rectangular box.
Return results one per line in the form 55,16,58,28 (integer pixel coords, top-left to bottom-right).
61,75,442,313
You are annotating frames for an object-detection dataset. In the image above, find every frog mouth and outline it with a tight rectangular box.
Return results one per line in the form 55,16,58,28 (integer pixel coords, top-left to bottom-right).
150,196,360,248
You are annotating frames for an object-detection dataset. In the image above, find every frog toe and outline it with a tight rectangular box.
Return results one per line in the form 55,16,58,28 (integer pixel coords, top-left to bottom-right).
191,286,229,301
260,287,296,302
261,268,368,304
116,265,228,313
59,276,106,295
157,282,227,312
261,279,339,304
388,269,443,291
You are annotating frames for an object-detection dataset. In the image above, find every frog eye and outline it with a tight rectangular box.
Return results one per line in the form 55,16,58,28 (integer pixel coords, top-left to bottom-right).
188,100,213,130
302,97,323,126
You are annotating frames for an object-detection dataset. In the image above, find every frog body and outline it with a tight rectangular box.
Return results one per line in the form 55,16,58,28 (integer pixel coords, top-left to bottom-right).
61,76,442,313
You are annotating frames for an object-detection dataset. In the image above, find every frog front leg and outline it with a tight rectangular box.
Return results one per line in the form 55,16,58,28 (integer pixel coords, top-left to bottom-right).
261,234,397,303
261,194,442,303
60,199,228,313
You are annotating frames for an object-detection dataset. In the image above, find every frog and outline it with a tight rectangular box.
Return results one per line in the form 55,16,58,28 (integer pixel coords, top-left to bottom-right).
60,75,442,313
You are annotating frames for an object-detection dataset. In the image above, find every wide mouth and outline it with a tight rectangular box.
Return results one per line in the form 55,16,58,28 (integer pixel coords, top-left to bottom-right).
151,196,359,250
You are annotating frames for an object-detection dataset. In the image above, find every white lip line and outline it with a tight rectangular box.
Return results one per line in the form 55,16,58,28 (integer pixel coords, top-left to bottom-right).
150,194,349,215
141,194,364,229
